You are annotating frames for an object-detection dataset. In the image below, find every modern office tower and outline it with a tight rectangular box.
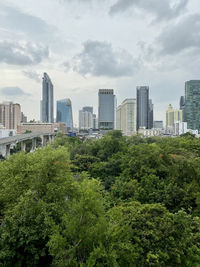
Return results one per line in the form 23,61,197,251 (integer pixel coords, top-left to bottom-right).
98,89,116,130
136,86,149,130
56,99,73,131
153,121,163,129
79,109,93,130
148,99,154,129
0,102,21,130
116,98,137,136
166,104,183,128
185,80,200,132
41,72,54,123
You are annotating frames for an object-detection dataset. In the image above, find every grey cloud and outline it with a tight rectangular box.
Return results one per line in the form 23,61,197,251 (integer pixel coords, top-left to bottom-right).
0,87,31,97
70,40,139,77
0,41,49,65
158,14,200,55
109,0,188,21
0,4,52,40
23,71,41,83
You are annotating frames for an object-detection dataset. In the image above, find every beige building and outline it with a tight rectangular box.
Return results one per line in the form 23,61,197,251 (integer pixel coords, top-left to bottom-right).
17,122,67,134
117,99,137,136
0,102,21,130
166,104,183,128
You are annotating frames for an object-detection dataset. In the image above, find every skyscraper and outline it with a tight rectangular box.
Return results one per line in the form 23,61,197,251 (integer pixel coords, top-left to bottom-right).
56,99,73,131
98,89,116,130
116,98,137,136
41,73,54,123
0,102,21,130
79,109,93,130
136,86,149,130
148,99,154,129
166,104,182,128
184,80,200,132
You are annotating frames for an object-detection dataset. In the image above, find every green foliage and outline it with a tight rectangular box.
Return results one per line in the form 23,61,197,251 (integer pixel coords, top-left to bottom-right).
1,134,200,266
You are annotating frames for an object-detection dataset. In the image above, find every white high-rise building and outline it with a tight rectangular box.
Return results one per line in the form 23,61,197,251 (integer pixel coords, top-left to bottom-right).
116,99,137,136
79,109,93,130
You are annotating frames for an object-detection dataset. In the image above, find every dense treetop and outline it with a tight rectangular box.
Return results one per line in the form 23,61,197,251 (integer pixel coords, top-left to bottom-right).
0,131,200,266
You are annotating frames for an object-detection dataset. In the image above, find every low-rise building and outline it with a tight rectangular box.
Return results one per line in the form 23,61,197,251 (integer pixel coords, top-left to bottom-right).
17,122,67,134
138,127,163,137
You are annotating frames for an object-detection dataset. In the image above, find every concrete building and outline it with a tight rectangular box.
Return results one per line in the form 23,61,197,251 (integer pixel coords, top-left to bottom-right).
0,125,16,139
41,73,54,123
0,102,21,130
98,89,116,130
174,122,188,136
79,109,93,130
185,80,200,132
136,86,149,130
56,99,73,131
116,98,137,136
17,122,67,134
138,127,163,137
166,104,183,128
153,121,163,129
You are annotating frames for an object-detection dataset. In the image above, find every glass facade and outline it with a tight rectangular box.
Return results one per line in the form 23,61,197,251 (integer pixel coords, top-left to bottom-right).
98,89,116,130
185,80,200,132
56,99,73,131
136,86,149,130
41,73,54,123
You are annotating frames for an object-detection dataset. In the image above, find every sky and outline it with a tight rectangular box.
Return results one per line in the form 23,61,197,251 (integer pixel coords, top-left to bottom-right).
0,0,200,126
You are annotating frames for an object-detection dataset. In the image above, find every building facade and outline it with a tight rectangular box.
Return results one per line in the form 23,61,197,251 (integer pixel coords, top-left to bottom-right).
79,110,93,130
153,121,163,129
0,102,21,130
166,104,183,128
41,73,54,123
56,99,73,131
184,80,200,132
148,99,154,129
17,122,67,134
116,98,137,136
98,89,116,130
136,86,149,130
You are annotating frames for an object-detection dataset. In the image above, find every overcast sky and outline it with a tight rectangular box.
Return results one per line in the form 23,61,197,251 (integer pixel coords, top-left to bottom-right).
0,0,200,125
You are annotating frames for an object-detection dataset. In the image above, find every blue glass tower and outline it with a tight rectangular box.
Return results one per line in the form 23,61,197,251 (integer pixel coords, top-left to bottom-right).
56,99,73,131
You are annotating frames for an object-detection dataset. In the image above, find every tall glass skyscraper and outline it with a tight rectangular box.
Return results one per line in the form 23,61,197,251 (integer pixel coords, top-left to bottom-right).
98,89,116,130
41,73,54,123
136,86,149,130
185,80,200,132
56,99,73,131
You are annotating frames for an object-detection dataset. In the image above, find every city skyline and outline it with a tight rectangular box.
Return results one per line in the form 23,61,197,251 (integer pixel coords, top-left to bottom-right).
0,1,199,125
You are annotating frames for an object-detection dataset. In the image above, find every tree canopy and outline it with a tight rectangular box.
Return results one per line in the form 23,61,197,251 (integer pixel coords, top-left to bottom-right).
1,131,200,266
